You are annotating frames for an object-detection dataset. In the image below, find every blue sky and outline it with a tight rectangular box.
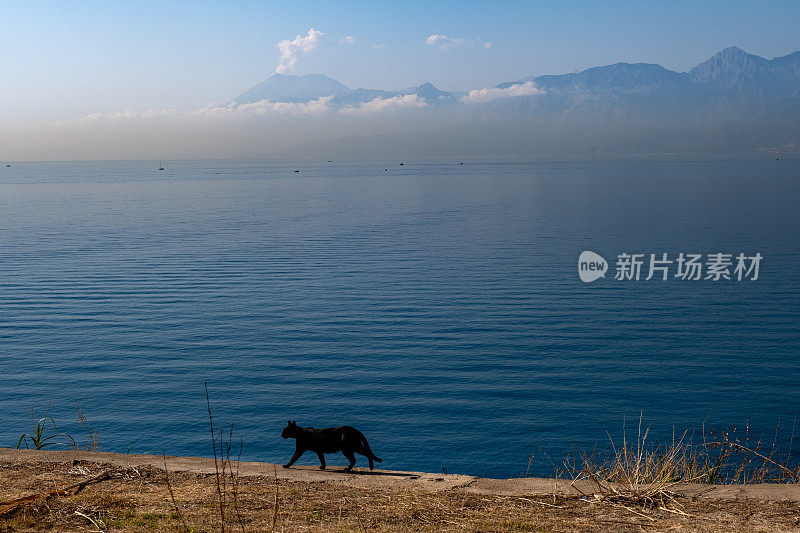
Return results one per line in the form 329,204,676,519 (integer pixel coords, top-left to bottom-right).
2,0,799,122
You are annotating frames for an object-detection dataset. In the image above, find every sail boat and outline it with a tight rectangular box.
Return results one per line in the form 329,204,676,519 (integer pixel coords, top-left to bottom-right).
158,161,164,171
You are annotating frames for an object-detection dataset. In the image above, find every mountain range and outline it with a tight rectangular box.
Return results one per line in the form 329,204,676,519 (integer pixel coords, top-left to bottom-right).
492,46,800,119
233,47,799,113
232,47,800,155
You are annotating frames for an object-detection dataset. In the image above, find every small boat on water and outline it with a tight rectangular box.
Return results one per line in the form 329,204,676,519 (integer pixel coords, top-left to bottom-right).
158,161,164,171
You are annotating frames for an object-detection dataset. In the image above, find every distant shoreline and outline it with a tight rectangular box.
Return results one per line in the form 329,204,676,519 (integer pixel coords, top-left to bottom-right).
2,152,799,165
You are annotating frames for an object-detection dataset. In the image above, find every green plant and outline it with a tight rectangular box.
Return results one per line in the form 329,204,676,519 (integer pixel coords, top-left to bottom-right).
16,400,71,450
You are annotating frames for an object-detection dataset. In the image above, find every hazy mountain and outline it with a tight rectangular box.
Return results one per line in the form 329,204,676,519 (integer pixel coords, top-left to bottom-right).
233,75,455,107
408,82,457,104
329,82,455,106
231,73,351,104
233,47,800,156
233,47,798,118
502,62,689,93
689,46,798,93
491,46,800,119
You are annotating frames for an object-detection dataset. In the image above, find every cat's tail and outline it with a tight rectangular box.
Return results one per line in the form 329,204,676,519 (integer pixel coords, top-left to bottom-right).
361,435,382,463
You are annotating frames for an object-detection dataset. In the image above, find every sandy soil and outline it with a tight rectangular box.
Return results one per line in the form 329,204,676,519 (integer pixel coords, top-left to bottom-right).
1,448,800,531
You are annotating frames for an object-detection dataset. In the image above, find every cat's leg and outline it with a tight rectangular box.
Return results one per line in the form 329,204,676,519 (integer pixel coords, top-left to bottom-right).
316,451,326,470
283,448,304,468
356,446,375,470
342,449,356,472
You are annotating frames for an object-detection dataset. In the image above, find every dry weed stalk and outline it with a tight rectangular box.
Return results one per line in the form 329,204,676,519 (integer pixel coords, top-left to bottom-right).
205,382,247,532
162,453,192,532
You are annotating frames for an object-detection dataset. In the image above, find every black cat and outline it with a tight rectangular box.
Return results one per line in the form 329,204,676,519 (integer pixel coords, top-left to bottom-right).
281,420,382,472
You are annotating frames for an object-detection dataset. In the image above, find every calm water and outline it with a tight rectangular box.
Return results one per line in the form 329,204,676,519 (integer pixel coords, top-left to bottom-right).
1,159,798,478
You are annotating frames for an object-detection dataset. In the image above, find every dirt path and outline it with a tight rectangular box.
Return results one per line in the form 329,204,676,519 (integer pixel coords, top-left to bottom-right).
3,448,800,501
2,448,800,531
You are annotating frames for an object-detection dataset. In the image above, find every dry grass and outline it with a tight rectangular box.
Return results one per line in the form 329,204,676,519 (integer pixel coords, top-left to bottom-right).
705,418,800,484
7,403,800,530
1,461,800,532
558,414,800,519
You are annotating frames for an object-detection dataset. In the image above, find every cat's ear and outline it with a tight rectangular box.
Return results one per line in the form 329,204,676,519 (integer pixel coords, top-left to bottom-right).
291,420,296,425
287,420,292,425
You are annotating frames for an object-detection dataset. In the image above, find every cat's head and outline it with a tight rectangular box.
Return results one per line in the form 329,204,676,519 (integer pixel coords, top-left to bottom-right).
281,420,297,439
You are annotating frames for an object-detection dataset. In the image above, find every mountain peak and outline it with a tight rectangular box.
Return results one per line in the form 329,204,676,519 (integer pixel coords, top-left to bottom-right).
719,45,746,56
268,72,338,81
233,74,458,108
688,46,767,86
704,46,762,66
404,82,456,103
232,73,350,105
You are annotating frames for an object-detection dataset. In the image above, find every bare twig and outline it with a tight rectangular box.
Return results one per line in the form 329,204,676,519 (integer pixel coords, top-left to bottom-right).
271,464,280,532
75,510,105,532
206,382,226,532
517,497,564,509
0,470,111,516
162,454,192,532
722,442,798,480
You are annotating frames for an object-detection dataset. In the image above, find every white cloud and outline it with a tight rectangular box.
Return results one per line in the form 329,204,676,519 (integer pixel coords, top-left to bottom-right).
339,94,429,114
425,34,491,51
372,43,386,50
341,35,355,44
63,83,541,125
64,93,435,124
71,108,178,124
425,34,466,50
276,28,323,74
67,97,336,125
232,97,333,117
460,81,545,104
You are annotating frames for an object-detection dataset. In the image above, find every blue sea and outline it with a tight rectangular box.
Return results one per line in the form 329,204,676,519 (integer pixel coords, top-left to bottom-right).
1,159,798,478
